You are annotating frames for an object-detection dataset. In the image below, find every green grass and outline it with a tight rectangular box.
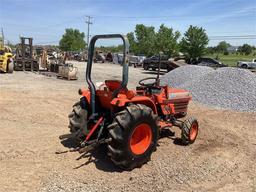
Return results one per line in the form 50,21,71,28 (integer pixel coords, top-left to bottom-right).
205,53,256,67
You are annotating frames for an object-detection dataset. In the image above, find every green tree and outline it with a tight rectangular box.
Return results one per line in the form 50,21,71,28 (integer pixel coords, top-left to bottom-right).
127,32,138,54
127,24,181,57
238,44,253,55
59,28,86,51
135,24,156,56
155,24,180,57
216,41,231,53
127,24,156,56
180,25,209,61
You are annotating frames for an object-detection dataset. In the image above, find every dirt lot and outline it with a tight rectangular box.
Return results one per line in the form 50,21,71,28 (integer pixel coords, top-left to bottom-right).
0,61,255,192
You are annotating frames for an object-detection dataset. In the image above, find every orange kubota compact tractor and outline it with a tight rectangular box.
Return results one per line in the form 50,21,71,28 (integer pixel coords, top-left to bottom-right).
59,34,199,170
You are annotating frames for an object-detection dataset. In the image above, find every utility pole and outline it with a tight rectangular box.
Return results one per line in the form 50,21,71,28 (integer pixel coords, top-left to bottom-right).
1,28,4,47
86,16,92,48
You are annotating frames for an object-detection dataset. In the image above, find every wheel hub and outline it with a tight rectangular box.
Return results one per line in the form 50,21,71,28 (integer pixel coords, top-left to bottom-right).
130,123,152,155
189,122,198,141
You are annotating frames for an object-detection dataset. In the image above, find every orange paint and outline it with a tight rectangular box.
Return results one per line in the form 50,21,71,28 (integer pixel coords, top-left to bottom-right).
130,123,152,155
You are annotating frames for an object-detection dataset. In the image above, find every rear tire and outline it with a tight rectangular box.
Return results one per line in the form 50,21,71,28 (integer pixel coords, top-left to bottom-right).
143,64,149,70
181,117,199,145
107,104,159,170
68,100,88,142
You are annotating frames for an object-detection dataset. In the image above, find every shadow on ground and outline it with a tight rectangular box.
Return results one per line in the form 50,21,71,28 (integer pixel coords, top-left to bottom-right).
59,128,184,172
60,138,122,172
159,128,186,146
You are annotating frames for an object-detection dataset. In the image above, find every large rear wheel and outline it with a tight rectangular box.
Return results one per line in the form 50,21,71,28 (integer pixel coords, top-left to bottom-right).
68,100,88,142
107,104,159,170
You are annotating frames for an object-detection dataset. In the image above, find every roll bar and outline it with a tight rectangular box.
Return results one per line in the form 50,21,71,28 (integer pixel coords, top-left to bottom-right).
86,34,130,118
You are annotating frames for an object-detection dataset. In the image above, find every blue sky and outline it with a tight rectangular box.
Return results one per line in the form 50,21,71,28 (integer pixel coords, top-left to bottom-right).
0,0,255,46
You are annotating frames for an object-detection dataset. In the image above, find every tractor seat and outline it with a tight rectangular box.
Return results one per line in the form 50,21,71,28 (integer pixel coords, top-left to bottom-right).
105,80,122,92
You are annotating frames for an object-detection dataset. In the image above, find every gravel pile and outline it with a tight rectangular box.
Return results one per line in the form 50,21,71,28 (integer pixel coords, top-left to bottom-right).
160,65,214,87
161,65,256,112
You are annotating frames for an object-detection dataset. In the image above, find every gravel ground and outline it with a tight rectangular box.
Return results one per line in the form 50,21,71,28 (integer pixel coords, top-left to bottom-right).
161,65,256,112
0,61,255,192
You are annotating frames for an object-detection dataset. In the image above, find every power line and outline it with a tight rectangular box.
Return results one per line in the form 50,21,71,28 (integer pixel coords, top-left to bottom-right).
209,35,256,40
210,38,256,40
209,35,256,38
90,14,256,19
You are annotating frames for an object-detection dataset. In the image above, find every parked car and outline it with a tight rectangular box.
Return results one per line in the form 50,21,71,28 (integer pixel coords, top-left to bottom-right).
128,55,146,68
94,51,105,63
129,55,139,67
143,55,171,71
137,55,146,67
105,52,113,62
197,57,227,68
113,53,123,65
74,53,82,61
237,59,256,69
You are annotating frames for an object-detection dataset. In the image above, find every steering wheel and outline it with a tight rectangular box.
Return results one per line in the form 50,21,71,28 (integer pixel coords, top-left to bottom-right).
139,77,158,87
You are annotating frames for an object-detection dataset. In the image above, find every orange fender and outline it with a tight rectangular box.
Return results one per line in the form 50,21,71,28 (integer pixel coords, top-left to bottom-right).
80,89,91,104
111,95,158,114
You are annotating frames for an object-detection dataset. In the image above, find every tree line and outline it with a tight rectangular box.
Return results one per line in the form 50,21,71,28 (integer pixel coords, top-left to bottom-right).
58,26,255,60
207,41,256,55
58,25,209,61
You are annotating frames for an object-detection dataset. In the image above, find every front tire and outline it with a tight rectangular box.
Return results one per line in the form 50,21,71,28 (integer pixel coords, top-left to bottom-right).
181,117,199,145
108,104,159,170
